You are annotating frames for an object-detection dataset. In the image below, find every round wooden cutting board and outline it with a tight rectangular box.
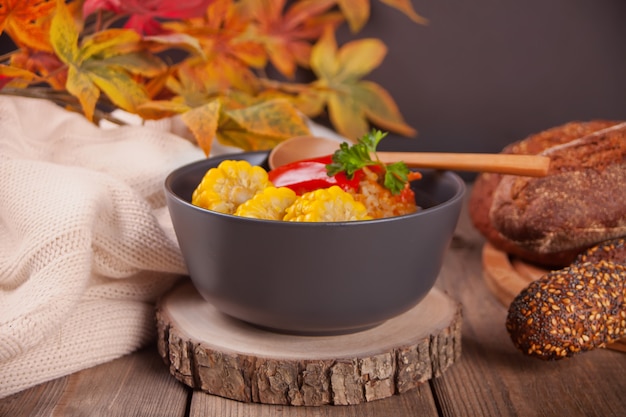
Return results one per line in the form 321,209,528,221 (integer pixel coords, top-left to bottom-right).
156,280,462,406
481,242,626,353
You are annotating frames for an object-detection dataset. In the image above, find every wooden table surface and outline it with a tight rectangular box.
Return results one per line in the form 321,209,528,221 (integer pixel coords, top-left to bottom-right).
2,188,626,417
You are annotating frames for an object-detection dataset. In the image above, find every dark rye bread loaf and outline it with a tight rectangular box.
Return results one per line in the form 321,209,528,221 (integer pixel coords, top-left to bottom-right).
490,122,626,255
468,120,621,267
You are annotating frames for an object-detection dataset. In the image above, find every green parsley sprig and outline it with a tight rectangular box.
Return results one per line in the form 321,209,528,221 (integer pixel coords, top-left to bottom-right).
326,130,410,195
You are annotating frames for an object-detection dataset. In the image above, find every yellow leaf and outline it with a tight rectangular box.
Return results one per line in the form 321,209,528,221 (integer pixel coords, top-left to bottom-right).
225,99,310,140
136,98,190,120
145,33,206,60
65,65,99,121
86,64,149,113
101,52,167,77
336,38,386,82
327,92,369,141
0,65,38,81
357,81,416,137
336,0,370,33
181,100,222,155
80,29,143,60
309,26,338,80
216,128,291,151
379,0,428,25
50,0,79,64
211,99,311,151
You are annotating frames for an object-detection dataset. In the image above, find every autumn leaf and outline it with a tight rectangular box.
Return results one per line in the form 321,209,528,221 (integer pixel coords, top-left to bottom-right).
379,0,428,25
240,0,343,78
0,0,56,52
9,50,67,89
307,27,415,140
336,0,427,33
83,0,218,35
50,0,164,121
180,99,222,155
335,0,369,33
0,65,39,89
162,0,266,92
217,99,310,151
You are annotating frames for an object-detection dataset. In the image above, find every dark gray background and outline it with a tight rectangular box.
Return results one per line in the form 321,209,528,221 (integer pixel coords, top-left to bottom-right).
338,0,626,156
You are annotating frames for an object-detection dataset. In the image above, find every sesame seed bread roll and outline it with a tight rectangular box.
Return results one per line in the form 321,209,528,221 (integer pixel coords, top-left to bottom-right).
574,238,626,266
506,260,626,360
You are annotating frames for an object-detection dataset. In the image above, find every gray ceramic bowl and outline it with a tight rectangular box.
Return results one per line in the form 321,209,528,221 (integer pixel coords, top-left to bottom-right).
165,151,465,335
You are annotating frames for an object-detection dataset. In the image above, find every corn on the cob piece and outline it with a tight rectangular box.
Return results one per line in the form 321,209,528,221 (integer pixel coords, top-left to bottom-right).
192,160,271,214
235,187,297,220
283,186,371,222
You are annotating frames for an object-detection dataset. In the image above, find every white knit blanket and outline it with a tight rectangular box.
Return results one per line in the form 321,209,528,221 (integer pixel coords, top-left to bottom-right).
0,96,206,398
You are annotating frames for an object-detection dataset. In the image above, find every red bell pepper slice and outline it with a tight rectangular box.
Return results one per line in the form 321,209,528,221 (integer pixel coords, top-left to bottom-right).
268,155,363,195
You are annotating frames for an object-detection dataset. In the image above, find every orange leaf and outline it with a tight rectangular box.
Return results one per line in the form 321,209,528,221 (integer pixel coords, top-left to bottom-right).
243,0,340,78
0,0,56,52
0,64,39,88
10,50,66,89
137,98,190,120
379,0,428,25
181,100,222,155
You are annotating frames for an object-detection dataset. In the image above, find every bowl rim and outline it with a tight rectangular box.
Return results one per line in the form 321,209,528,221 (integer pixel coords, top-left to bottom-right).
164,151,466,226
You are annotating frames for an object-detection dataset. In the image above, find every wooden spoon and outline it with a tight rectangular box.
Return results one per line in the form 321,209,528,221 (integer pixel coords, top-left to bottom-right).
268,135,550,176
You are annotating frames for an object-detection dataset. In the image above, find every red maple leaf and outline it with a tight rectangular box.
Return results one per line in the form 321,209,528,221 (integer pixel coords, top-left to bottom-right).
83,0,218,35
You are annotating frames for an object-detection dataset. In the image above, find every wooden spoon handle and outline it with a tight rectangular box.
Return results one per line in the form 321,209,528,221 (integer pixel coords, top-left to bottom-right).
376,152,550,177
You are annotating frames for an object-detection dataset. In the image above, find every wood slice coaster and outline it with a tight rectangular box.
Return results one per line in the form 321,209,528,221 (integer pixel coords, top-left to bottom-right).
481,242,626,353
156,280,462,406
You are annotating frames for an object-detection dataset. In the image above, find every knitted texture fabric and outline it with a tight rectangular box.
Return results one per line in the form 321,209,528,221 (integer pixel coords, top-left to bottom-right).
0,96,205,398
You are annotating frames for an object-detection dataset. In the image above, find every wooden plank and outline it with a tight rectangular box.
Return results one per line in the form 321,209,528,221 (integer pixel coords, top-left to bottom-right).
0,347,189,417
190,385,440,417
429,190,626,417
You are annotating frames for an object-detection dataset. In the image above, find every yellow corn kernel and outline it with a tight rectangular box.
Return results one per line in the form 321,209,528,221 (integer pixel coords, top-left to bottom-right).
235,187,297,220
191,160,272,214
283,186,371,222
